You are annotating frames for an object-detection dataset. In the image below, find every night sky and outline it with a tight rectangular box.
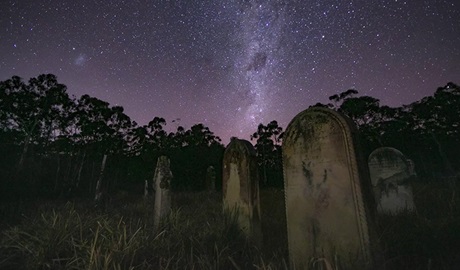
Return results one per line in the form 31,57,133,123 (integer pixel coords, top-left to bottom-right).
1,0,459,144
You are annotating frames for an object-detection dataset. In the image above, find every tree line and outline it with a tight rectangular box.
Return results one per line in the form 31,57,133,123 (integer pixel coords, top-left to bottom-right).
248,82,460,189
0,74,224,200
1,74,459,201
326,83,460,181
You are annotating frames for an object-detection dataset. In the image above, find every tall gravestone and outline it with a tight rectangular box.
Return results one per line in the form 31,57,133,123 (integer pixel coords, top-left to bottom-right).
368,147,416,214
153,156,173,230
283,107,375,269
222,138,262,244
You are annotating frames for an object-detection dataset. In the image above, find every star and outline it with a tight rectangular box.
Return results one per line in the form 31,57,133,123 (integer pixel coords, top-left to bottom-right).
0,0,459,143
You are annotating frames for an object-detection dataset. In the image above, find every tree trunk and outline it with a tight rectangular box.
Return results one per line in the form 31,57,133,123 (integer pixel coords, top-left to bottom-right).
17,138,30,168
263,162,267,186
17,120,39,169
75,151,86,188
54,154,61,192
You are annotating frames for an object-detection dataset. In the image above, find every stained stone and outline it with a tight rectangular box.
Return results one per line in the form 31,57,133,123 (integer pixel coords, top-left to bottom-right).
368,147,416,214
283,107,375,269
153,156,173,230
222,137,262,244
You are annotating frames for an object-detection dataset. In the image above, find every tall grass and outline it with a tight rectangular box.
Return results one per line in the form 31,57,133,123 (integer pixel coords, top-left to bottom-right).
1,186,459,269
0,191,288,269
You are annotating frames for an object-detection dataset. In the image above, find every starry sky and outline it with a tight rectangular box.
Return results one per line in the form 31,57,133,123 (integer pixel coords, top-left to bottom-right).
1,0,459,144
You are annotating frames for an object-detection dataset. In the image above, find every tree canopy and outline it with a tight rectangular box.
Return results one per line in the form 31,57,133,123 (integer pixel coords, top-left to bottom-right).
323,82,460,180
1,74,459,198
0,74,224,200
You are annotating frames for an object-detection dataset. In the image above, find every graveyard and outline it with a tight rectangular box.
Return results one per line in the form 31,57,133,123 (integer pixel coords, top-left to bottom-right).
1,76,460,269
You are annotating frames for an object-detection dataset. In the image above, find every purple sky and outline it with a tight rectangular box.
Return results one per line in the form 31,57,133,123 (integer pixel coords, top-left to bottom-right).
1,0,459,144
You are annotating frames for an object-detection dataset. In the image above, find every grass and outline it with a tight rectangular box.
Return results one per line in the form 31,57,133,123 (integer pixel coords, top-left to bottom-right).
0,190,288,270
1,186,460,269
374,181,460,270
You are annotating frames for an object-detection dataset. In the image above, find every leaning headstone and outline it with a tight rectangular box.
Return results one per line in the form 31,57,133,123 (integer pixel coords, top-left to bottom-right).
206,165,216,191
283,107,375,269
368,147,416,214
222,137,262,244
153,156,173,230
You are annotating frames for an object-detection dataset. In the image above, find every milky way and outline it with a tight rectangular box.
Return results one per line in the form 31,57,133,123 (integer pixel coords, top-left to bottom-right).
1,0,459,143
231,0,288,134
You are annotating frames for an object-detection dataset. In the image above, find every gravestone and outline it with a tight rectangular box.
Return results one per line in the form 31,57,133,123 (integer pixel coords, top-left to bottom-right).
222,137,262,244
368,147,416,214
144,179,149,198
283,107,375,269
153,156,173,230
206,165,216,191
94,154,107,202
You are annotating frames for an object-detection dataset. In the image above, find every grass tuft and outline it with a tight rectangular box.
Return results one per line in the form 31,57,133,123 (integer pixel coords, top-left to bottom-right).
0,191,288,269
2,187,459,269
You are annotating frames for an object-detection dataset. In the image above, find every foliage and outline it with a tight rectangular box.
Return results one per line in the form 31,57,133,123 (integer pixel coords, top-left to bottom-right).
0,74,224,200
250,120,284,188
1,73,459,197
325,83,460,182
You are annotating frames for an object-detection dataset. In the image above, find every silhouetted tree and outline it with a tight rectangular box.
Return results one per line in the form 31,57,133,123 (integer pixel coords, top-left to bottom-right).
0,74,73,198
250,120,284,187
0,74,70,166
169,124,224,191
328,84,460,184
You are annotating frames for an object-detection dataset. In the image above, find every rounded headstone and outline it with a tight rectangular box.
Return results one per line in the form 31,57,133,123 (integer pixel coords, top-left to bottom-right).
368,147,416,214
283,107,374,268
222,138,262,244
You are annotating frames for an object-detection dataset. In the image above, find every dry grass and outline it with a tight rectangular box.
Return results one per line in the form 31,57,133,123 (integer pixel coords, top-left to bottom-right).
0,190,289,270
1,187,459,269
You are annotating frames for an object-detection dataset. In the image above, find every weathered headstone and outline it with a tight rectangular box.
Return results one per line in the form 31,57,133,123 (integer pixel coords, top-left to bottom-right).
206,165,216,192
153,156,173,230
283,107,375,269
94,154,107,202
144,179,149,198
222,137,262,244
368,147,416,214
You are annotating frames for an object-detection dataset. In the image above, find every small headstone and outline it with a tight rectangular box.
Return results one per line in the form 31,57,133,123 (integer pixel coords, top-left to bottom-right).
222,137,262,244
94,154,107,202
368,147,416,214
206,165,216,191
153,156,173,230
283,107,375,269
407,159,416,176
144,179,149,198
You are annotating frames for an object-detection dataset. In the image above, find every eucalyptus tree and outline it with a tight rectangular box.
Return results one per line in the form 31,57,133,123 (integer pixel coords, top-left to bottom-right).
0,74,74,200
408,82,460,178
168,123,224,191
250,120,284,187
146,117,168,152
327,89,400,155
0,74,70,166
71,95,134,154
327,84,460,181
